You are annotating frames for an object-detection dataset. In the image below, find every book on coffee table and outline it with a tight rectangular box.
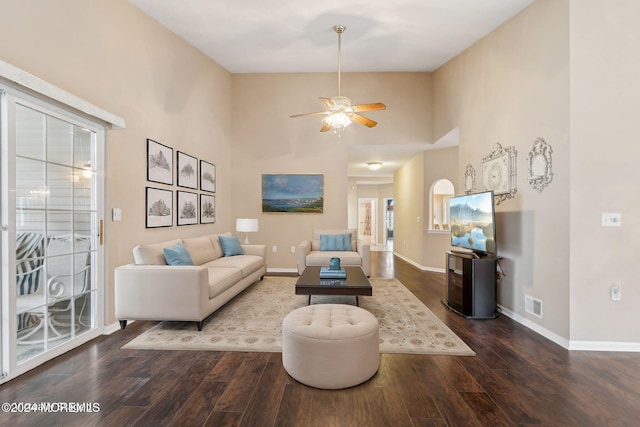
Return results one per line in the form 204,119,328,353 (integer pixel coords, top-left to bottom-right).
319,267,346,278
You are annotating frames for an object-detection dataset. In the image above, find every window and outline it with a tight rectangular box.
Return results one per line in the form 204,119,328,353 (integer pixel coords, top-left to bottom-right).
430,179,454,231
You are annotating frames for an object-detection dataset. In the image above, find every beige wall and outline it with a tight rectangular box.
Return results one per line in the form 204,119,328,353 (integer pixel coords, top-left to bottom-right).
433,0,571,338
423,146,459,270
569,0,640,342
394,153,425,262
230,72,431,270
0,0,233,324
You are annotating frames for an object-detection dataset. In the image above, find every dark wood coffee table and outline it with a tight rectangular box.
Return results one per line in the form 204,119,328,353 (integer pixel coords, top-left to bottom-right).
295,266,372,306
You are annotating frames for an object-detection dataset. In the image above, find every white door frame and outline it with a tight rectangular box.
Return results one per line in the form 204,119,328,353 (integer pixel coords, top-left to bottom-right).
0,87,104,384
358,198,378,245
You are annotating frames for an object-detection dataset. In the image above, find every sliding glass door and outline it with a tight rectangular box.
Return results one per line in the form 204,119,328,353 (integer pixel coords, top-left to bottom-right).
1,89,103,380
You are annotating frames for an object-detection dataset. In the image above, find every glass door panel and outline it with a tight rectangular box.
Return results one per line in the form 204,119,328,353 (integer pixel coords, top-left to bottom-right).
12,101,100,365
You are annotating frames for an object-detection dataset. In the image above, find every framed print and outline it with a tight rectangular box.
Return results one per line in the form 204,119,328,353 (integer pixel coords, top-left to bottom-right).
482,142,517,204
177,190,198,226
145,187,173,228
177,151,198,189
200,160,216,193
147,139,173,185
262,174,323,213
200,194,216,224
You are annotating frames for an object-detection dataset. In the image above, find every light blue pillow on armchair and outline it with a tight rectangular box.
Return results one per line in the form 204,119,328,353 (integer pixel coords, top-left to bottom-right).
320,233,352,251
163,243,194,266
219,235,244,257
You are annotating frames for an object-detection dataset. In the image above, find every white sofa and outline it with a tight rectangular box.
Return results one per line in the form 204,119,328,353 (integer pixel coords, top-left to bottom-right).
297,228,370,276
115,232,266,331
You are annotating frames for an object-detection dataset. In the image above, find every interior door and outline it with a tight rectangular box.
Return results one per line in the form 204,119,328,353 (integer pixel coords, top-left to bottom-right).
1,90,103,381
358,198,377,245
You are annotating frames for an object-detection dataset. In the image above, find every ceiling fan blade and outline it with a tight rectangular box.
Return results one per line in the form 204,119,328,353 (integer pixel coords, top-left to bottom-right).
352,102,386,113
320,123,332,132
351,113,378,128
290,111,328,118
319,97,335,108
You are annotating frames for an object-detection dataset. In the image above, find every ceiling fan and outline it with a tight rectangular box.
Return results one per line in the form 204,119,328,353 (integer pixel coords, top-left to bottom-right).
290,25,386,133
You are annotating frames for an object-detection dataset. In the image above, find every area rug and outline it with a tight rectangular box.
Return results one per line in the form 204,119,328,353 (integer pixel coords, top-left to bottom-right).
122,276,475,356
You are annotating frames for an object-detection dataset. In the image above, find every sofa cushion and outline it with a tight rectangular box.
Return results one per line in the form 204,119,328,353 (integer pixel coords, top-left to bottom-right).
182,235,217,265
205,255,264,278
306,251,362,268
312,229,357,251
320,233,352,251
219,235,244,256
133,239,182,265
207,268,243,299
163,243,194,266
208,232,231,259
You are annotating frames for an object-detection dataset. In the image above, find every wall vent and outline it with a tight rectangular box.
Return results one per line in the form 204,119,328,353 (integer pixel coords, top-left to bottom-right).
525,295,543,318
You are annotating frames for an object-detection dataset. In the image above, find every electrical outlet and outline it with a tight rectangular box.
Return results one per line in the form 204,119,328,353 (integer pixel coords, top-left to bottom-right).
291,246,296,253
602,212,622,227
610,284,621,301
272,246,277,253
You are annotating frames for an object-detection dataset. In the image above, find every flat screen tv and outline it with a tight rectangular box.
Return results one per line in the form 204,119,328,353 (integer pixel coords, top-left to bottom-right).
449,190,496,256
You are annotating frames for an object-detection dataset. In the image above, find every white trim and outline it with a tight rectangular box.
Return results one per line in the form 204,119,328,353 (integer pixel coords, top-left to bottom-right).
0,60,125,129
568,340,640,352
499,304,640,352
498,305,570,349
267,267,298,274
103,320,132,335
393,252,445,273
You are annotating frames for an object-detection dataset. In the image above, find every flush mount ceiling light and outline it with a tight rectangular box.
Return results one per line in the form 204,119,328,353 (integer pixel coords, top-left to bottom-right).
367,162,383,171
290,25,386,134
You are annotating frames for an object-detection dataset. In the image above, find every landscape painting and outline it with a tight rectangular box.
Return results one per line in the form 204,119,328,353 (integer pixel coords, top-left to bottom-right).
147,139,173,185
262,174,323,213
145,187,173,228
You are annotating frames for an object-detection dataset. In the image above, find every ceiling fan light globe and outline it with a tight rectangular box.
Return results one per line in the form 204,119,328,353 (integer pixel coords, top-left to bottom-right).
322,112,352,130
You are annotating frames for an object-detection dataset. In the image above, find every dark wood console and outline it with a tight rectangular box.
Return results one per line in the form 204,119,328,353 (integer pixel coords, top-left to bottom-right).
443,251,498,319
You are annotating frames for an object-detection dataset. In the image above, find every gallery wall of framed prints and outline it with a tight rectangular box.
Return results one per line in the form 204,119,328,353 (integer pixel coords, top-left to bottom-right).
145,138,216,228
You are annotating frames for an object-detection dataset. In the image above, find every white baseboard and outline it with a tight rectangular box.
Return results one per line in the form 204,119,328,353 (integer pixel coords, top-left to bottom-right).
393,252,445,273
103,320,132,335
499,305,640,352
498,305,570,349
568,340,640,352
267,267,298,274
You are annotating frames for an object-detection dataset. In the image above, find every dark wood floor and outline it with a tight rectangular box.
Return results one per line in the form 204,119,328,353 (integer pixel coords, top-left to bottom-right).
2,252,640,426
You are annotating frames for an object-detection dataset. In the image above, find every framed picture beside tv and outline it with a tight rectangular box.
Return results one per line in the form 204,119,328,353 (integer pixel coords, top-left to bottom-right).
449,190,496,256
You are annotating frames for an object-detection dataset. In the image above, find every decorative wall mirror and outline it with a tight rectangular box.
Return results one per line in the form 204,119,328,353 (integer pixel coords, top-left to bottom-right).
463,164,475,194
482,142,517,204
527,137,553,192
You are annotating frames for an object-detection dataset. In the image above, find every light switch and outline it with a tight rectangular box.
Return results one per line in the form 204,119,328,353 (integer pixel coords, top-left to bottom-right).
601,212,621,227
112,208,122,221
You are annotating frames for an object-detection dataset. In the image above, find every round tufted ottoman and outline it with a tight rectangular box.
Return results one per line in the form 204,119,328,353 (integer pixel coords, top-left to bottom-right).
282,304,379,389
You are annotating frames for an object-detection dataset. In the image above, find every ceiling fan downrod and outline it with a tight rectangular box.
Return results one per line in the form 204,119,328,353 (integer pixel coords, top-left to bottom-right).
334,25,346,97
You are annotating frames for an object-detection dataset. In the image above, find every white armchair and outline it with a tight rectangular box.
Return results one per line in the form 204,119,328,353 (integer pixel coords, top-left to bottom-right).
297,228,370,276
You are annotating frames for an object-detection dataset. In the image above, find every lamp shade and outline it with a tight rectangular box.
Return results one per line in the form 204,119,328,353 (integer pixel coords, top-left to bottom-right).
236,218,259,233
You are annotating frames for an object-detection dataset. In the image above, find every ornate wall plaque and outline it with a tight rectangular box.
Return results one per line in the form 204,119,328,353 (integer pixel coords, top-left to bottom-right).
527,137,553,192
463,164,475,194
482,142,517,204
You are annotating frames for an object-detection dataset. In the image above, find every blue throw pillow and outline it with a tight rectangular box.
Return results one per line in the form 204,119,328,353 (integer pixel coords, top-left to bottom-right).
320,233,352,251
163,243,194,266
219,235,244,257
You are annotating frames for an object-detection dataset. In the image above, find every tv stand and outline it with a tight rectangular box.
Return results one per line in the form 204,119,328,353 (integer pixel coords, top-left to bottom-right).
442,251,498,319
